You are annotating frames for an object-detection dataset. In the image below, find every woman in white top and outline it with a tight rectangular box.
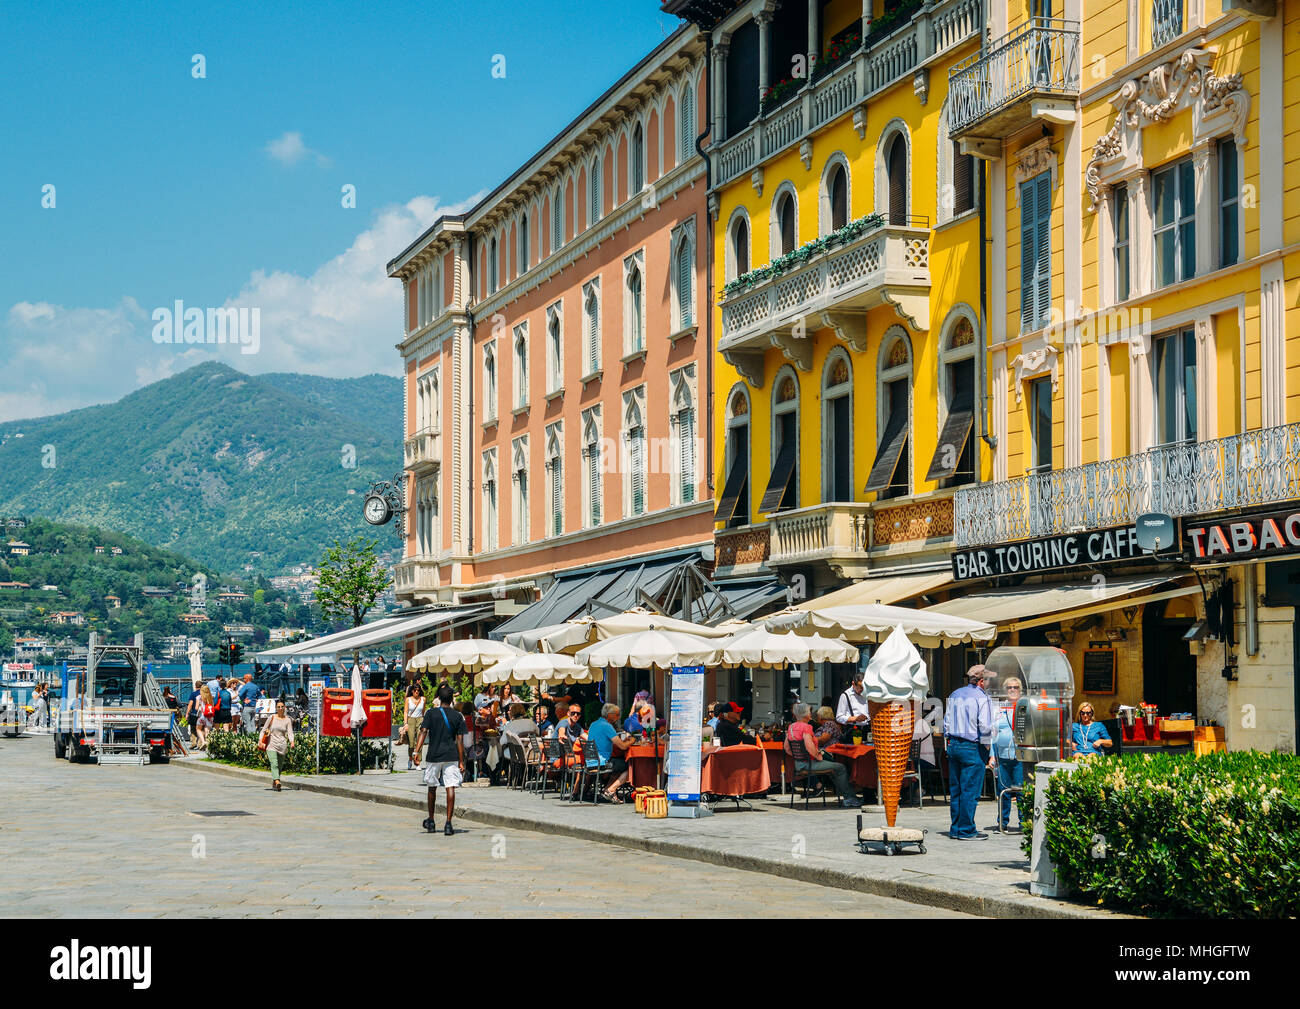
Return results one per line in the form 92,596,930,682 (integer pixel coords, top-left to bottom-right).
404,683,426,770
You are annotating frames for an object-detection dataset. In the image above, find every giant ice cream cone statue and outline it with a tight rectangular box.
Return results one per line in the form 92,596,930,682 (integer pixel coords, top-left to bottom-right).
863,625,928,827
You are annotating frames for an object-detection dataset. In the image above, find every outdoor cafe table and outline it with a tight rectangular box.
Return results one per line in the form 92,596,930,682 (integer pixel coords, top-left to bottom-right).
625,742,772,797
824,742,877,788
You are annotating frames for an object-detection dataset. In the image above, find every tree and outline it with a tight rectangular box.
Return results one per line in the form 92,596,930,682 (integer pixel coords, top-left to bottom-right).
0,623,13,657
315,537,390,630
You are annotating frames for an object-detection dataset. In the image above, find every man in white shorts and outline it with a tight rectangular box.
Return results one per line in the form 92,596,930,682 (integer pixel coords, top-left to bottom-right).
412,684,466,836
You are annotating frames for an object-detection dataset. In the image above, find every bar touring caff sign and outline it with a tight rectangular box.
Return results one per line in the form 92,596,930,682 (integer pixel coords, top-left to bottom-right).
952,525,1145,580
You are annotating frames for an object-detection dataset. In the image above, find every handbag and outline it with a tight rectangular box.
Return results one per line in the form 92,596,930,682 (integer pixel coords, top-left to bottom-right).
258,727,271,752
203,703,216,718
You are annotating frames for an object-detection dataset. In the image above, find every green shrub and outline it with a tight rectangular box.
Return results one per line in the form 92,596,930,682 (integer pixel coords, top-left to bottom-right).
204,728,389,775
1022,751,1300,918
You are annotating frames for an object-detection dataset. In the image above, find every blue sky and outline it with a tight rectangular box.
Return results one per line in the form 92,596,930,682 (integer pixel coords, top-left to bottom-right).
0,0,678,421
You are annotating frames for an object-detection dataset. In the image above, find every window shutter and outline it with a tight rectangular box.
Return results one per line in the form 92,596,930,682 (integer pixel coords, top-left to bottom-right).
677,243,692,329
1020,180,1036,329
588,445,600,524
887,138,906,225
631,429,645,514
681,87,695,162
953,142,973,215
1035,173,1051,328
552,193,561,248
680,408,695,503
586,300,598,373
550,458,562,536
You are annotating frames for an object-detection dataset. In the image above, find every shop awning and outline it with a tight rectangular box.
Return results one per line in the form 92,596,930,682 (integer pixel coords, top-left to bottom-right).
712,575,791,621
256,605,488,664
922,574,1198,632
796,569,952,610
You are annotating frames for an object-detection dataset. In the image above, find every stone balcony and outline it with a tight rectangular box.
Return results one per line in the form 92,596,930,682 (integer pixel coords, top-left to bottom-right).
394,556,441,600
718,219,930,386
403,430,440,474
947,17,1081,147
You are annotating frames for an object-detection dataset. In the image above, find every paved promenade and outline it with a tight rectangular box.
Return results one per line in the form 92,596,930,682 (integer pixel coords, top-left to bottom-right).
172,745,1119,919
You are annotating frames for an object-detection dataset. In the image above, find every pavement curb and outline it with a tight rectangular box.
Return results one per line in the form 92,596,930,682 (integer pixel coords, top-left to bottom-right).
173,756,1111,919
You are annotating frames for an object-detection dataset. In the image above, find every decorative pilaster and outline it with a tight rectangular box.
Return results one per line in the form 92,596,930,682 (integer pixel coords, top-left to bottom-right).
756,10,773,111
1260,260,1286,427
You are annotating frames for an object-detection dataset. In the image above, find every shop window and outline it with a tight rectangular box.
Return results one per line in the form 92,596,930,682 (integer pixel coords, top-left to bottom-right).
1153,328,1197,446
1153,158,1195,288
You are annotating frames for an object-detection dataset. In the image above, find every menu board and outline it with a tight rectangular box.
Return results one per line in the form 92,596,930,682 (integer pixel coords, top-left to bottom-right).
665,666,705,803
1082,648,1116,694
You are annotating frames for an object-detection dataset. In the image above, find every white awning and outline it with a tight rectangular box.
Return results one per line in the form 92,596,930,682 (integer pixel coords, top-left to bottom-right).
922,575,1195,632
796,569,952,610
256,606,488,664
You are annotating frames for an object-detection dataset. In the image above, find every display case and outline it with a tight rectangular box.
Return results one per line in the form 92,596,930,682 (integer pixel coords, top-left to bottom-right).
983,647,1075,765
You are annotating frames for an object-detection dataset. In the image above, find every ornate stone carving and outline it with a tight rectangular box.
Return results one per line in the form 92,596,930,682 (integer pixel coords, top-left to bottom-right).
1011,339,1059,402
799,139,813,171
1014,138,1057,202
770,331,813,372
913,67,929,106
872,497,954,545
1085,46,1249,211
724,348,765,388
853,105,867,140
751,167,764,197
820,310,869,353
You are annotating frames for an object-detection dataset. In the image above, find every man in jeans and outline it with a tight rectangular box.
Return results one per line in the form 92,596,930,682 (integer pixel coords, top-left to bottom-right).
413,684,466,837
943,665,995,840
237,674,262,735
787,703,862,809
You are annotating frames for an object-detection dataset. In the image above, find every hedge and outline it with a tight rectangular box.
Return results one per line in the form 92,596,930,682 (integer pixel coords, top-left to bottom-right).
1022,751,1300,918
204,728,390,775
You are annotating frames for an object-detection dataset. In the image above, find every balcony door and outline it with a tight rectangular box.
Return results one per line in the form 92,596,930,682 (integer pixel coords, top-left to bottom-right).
823,351,853,502
717,389,751,529
1153,328,1197,446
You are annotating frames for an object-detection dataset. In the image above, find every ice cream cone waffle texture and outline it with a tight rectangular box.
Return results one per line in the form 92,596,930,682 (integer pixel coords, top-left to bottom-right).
869,699,914,827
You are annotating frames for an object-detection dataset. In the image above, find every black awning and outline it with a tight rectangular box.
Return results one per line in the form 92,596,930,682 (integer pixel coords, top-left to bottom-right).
715,453,748,523
758,439,797,513
924,393,974,481
865,406,909,492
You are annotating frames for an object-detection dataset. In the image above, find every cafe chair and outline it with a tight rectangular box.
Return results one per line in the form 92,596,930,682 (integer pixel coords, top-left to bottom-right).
785,738,833,810
521,734,547,793
572,740,615,805
538,736,570,799
503,736,525,789
899,736,924,809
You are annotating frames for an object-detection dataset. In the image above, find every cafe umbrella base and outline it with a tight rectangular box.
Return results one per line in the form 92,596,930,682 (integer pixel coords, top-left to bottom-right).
856,818,927,856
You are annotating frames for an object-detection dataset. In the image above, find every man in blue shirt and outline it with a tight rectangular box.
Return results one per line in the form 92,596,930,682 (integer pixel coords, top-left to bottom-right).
237,674,262,735
990,677,1024,831
586,703,633,802
943,665,995,840
1070,702,1113,757
214,682,233,730
184,683,204,745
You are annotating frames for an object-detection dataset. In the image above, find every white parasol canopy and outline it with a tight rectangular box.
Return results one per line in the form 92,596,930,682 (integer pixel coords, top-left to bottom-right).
576,627,724,670
407,638,522,674
476,651,599,686
720,626,859,668
506,607,733,655
348,664,367,728
187,639,204,689
764,603,995,648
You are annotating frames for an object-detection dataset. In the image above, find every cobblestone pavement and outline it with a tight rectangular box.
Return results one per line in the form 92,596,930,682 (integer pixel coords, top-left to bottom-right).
0,737,971,918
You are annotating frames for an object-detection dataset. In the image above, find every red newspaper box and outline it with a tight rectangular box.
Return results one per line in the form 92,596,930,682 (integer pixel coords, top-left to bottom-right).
361,689,392,739
321,688,354,737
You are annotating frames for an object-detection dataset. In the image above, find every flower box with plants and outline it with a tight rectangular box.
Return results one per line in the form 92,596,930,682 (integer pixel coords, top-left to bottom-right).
813,33,862,81
721,213,886,300
758,77,801,117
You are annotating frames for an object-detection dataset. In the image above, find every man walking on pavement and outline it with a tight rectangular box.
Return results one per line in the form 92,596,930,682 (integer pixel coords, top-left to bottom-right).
412,684,466,836
943,664,995,840
237,673,262,735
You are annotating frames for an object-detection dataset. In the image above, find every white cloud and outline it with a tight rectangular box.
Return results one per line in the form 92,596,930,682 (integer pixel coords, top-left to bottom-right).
265,131,329,167
0,193,483,423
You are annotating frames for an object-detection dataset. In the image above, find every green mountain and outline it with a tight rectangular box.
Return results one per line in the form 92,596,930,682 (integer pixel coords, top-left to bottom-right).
0,362,404,575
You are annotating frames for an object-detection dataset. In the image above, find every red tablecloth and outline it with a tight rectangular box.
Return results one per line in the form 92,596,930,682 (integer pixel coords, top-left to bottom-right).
701,744,772,796
824,742,877,788
626,743,662,788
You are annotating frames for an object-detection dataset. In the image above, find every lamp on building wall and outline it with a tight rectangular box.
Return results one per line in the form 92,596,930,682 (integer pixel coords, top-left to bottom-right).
1043,629,1063,646
1105,627,1127,642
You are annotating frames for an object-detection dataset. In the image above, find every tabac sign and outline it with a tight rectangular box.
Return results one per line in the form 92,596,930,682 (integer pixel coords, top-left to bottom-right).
952,525,1147,581
1186,505,1300,564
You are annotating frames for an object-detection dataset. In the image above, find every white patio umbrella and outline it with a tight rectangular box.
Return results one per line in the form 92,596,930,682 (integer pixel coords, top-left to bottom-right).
407,638,522,674
576,627,724,670
348,664,367,729
508,607,732,655
187,639,204,689
764,603,995,648
476,651,598,686
720,626,859,668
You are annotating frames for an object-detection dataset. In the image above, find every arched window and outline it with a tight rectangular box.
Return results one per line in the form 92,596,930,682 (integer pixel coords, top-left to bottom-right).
827,162,848,232
429,370,439,431
774,189,797,256
551,185,563,251
928,314,978,487
546,426,563,537
671,367,696,505
511,437,529,546
717,386,750,528
625,255,645,354
632,122,645,194
483,342,497,421
866,332,912,499
582,412,602,527
489,235,499,293
513,324,528,409
481,450,498,552
673,234,694,330
546,304,563,394
589,155,602,223
762,370,799,513
822,351,853,502
583,281,600,375
625,397,647,517
679,82,696,163
728,212,750,279
884,132,909,225
519,210,530,272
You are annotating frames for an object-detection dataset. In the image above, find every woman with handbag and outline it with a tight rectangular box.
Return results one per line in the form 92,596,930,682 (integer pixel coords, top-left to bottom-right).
196,684,216,750
260,698,295,791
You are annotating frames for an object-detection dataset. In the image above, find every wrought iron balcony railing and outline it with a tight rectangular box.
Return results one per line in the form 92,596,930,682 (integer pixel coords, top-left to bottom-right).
1151,0,1184,49
947,17,1080,139
953,423,1300,548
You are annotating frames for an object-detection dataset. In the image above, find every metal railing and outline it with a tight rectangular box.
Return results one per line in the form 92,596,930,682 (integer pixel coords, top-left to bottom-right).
1151,0,1183,49
953,423,1300,548
947,17,1081,135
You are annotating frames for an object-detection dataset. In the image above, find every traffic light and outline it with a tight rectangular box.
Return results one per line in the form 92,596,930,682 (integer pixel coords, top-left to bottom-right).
230,642,244,666
217,640,231,665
